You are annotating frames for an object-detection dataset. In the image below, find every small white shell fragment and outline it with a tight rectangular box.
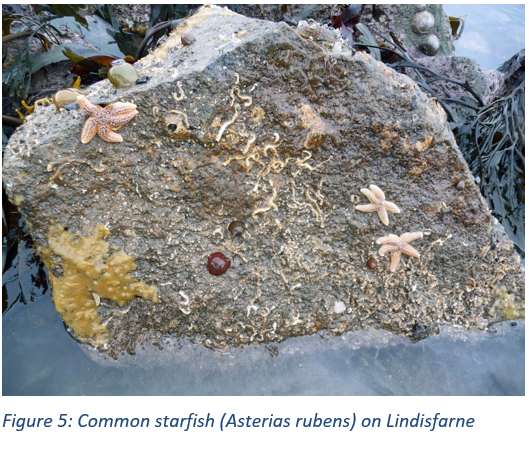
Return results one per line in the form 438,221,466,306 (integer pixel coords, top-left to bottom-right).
332,42,342,53
92,292,101,306
334,301,346,314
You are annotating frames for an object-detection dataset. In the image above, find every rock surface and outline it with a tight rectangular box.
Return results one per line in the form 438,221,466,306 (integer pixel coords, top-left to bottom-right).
112,4,150,34
361,4,506,112
3,6,524,357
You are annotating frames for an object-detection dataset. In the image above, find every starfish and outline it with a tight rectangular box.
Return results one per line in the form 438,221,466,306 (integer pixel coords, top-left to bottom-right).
376,232,423,272
355,184,400,225
77,95,138,144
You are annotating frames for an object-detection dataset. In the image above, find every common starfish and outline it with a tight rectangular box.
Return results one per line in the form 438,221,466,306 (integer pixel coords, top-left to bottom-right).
376,232,423,272
77,95,138,144
355,184,400,225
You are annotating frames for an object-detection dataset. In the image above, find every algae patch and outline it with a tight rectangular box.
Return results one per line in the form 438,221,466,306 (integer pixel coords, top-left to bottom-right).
492,286,525,320
40,224,159,343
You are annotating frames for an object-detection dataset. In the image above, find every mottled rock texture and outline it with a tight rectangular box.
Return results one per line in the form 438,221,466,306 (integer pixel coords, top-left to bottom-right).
3,6,524,357
365,4,455,58
112,4,150,34
361,4,506,111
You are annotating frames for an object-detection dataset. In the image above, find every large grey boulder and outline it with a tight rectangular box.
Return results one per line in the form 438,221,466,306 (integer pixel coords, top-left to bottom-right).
3,6,524,357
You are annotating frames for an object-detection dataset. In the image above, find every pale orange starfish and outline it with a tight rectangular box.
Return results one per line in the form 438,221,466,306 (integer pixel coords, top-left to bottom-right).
355,184,400,225
77,95,138,144
376,232,423,272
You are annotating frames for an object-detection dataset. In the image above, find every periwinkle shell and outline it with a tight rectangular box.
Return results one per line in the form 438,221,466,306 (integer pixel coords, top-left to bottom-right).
108,63,140,89
412,11,435,35
421,34,440,56
181,33,196,46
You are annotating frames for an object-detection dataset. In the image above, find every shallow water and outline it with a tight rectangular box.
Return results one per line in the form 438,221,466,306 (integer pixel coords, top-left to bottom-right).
2,285,525,396
444,4,525,69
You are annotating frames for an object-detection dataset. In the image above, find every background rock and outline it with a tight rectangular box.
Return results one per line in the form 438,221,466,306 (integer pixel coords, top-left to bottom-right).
3,6,524,357
112,4,150,34
362,4,454,58
359,4,513,121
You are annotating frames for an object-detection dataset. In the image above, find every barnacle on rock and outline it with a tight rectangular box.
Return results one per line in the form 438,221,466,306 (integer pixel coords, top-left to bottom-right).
228,220,245,237
164,110,190,138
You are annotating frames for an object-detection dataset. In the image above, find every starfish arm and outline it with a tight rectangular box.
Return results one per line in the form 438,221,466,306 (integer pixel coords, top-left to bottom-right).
105,102,137,118
360,188,378,203
108,109,138,128
376,234,401,245
81,117,98,144
104,101,137,114
389,251,401,272
384,201,401,214
400,232,423,243
369,184,386,202
401,244,420,258
355,204,377,213
379,244,397,256
77,95,102,117
377,207,389,225
98,124,123,143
